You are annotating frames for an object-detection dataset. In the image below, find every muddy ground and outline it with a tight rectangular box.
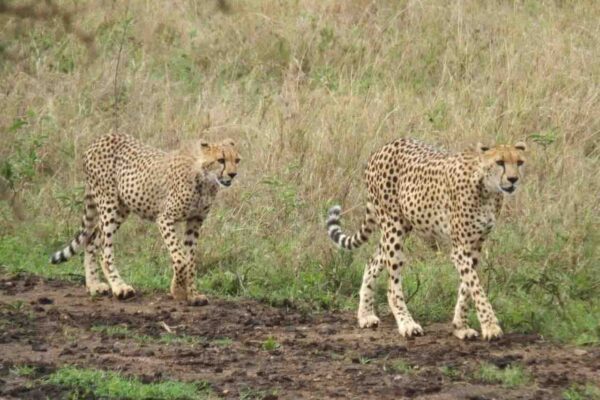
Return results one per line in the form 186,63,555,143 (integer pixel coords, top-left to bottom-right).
0,272,598,399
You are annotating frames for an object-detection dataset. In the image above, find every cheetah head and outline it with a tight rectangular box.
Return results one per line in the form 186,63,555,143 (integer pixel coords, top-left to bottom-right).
477,141,527,195
198,138,241,188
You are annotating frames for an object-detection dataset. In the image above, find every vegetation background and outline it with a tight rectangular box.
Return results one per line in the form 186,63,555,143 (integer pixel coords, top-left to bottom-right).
0,0,598,346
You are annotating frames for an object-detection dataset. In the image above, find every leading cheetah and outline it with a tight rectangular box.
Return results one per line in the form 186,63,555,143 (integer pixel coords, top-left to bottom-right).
50,133,240,305
327,138,527,340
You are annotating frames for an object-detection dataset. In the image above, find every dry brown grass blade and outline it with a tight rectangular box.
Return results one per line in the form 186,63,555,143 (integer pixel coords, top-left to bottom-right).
0,0,96,57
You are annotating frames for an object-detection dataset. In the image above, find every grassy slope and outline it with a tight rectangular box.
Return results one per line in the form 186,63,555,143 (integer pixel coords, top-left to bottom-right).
0,0,598,345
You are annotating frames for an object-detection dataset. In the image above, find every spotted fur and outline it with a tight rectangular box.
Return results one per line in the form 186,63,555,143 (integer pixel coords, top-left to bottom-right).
327,138,527,340
50,133,241,305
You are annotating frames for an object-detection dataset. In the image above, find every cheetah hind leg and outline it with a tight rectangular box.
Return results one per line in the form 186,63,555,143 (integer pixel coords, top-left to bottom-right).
357,249,383,328
84,227,111,296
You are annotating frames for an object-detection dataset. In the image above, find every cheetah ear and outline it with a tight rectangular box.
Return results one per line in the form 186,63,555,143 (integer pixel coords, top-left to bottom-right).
199,139,210,148
514,141,527,151
222,138,236,147
476,142,490,153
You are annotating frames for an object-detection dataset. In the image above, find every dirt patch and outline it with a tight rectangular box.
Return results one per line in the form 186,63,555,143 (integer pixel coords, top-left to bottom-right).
0,272,598,399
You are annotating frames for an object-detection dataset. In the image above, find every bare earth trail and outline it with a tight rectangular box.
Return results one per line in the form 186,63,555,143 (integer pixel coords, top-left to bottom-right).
0,273,598,399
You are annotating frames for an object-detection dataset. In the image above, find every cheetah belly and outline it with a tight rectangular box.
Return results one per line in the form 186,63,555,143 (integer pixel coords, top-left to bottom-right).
409,210,452,246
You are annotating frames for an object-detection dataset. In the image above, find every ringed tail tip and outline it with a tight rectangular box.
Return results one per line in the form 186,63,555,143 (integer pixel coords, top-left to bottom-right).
50,252,66,265
328,205,342,216
327,205,342,226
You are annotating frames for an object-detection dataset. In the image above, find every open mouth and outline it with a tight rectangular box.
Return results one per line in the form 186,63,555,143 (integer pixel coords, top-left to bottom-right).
501,186,516,194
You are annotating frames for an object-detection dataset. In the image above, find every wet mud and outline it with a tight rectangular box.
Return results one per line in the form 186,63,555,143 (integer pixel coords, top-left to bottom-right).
0,273,598,399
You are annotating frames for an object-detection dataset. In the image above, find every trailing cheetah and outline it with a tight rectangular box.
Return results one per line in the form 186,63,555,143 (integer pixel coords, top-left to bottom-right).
51,133,240,305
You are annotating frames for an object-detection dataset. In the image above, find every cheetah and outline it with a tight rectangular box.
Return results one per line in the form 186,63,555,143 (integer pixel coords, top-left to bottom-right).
327,138,527,340
50,133,240,305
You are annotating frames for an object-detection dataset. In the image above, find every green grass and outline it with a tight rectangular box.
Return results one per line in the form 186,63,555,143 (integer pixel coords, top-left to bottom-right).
261,336,281,352
358,356,373,365
474,363,531,388
239,387,279,400
563,384,600,400
384,359,414,375
0,0,599,347
91,324,194,345
90,324,231,347
211,337,233,347
6,299,26,312
439,365,460,380
45,366,214,400
9,365,37,377
1,221,598,346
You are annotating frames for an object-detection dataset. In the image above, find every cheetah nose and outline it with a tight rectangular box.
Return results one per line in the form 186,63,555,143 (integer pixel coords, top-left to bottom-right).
228,172,237,179
507,176,518,184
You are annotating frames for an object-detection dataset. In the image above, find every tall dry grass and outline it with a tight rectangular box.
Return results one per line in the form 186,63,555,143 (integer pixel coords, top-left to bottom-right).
1,0,598,342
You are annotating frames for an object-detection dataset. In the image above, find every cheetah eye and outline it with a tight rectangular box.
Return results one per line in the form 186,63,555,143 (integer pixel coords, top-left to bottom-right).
235,158,241,164
217,158,225,164
495,160,505,167
517,160,524,166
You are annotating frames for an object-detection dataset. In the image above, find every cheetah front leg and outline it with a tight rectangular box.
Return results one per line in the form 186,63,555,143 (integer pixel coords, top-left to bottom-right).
452,281,479,340
157,214,207,306
182,216,208,306
451,246,502,340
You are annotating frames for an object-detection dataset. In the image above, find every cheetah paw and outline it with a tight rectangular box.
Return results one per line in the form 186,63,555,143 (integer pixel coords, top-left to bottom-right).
113,284,136,300
187,294,208,306
398,321,424,338
358,314,380,328
481,323,503,340
170,288,187,301
87,282,111,296
453,327,479,340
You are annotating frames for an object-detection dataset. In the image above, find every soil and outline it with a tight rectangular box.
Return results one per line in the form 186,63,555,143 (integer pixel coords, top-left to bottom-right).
0,272,598,400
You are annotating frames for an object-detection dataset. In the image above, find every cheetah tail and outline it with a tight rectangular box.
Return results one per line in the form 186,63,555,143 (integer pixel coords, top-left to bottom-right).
50,193,98,264
326,204,376,250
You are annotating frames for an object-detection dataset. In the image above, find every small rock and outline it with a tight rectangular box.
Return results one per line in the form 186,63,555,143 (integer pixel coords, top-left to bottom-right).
93,346,111,354
37,297,54,305
318,324,337,335
60,348,75,356
31,343,47,352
